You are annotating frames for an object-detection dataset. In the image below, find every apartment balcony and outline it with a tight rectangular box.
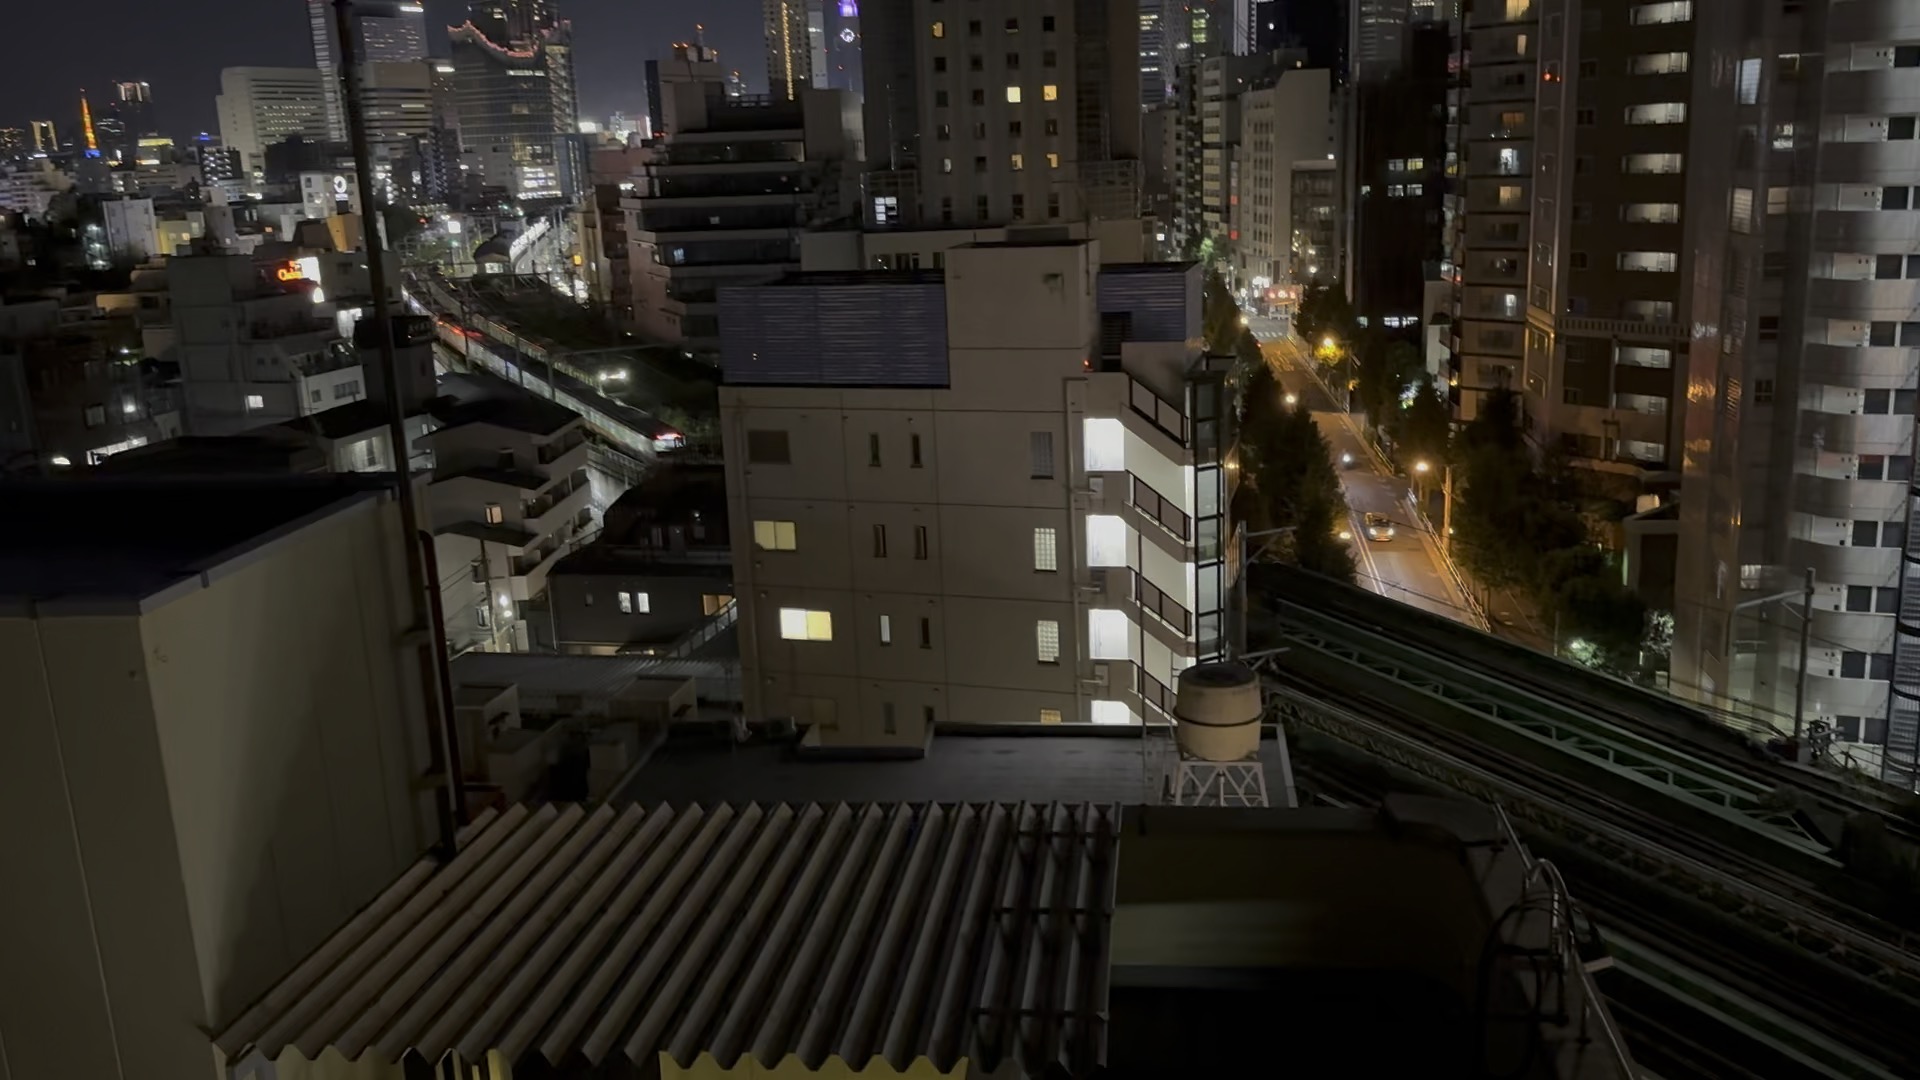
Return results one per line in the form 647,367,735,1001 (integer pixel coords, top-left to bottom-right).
1801,342,1919,386
1789,537,1901,582
1818,139,1920,183
1814,210,1920,247
1828,3,1920,42
1800,673,1887,721
1128,568,1195,655
1553,314,1690,343
1795,473,1907,520
521,471,592,527
1811,610,1897,655
1135,662,1175,722
537,429,588,465
1801,409,1914,454
1807,277,1920,318
1824,68,1920,117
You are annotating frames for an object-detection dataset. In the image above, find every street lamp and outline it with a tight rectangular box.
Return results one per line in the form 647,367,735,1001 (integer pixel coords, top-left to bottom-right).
1284,391,1298,406
1413,459,1455,561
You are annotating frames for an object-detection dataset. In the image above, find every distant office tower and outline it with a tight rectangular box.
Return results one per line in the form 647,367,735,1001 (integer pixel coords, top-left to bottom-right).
448,0,577,201
1140,0,1171,107
30,120,57,153
308,0,430,140
857,0,1142,235
0,128,26,154
214,67,330,183
1232,66,1333,287
764,0,814,101
1350,0,1455,84
92,81,155,161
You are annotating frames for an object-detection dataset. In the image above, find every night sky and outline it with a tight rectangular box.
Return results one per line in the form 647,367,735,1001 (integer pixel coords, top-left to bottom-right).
2,0,761,139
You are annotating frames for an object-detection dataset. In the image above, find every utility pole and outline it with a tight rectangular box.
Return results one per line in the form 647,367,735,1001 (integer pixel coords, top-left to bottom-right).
334,0,465,851
1440,462,1455,561
1793,565,1815,761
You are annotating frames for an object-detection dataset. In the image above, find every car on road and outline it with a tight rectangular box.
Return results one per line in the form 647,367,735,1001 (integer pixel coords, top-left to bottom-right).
1364,513,1395,542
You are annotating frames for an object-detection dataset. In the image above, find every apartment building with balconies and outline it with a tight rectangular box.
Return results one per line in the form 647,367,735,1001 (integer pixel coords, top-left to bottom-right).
1514,0,1708,479
1450,0,1542,422
624,42,862,353
1673,1,1920,788
166,250,366,434
427,394,595,653
717,241,1232,751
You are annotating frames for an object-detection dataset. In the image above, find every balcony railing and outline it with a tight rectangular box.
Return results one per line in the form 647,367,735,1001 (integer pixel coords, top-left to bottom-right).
538,429,587,464
1133,570,1193,636
1129,377,1188,445
1136,663,1175,719
1130,474,1192,542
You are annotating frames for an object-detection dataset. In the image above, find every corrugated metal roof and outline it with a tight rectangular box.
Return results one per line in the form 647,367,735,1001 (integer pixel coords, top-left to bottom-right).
215,801,1117,1077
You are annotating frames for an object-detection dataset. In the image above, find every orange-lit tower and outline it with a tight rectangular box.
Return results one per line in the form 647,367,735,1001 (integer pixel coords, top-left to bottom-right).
79,89,98,155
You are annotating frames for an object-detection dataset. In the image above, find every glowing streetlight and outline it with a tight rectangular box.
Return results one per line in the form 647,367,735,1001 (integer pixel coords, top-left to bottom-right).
1414,460,1431,475
1284,392,1298,406
1239,313,1250,326
1321,336,1336,350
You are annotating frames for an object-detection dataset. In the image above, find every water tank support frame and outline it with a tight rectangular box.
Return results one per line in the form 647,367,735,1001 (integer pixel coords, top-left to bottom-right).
1166,755,1272,807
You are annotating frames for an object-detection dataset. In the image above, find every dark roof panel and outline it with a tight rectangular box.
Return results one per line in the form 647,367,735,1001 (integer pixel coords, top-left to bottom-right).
214,801,1117,1076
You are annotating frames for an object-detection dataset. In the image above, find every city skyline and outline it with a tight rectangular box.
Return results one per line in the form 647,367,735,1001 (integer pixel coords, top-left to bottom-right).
0,0,763,139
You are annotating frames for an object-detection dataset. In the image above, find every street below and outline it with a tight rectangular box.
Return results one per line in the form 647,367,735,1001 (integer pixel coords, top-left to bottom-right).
1249,316,1487,631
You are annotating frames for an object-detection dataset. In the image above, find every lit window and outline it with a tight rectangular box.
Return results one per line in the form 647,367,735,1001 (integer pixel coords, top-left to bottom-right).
1039,708,1063,724
880,614,892,645
1405,156,1424,171
1091,700,1133,725
931,20,945,37
1086,514,1127,567
631,592,649,613
245,393,265,410
702,594,732,616
619,592,631,613
1010,152,1024,170
1006,86,1022,103
1088,608,1129,660
1042,84,1058,101
484,503,503,525
779,607,834,641
1034,526,1058,571
753,519,798,550
1083,417,1124,471
1047,152,1060,169
1036,619,1061,663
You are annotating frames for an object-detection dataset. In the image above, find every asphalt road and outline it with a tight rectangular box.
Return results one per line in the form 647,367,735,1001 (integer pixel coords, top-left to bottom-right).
1249,316,1486,629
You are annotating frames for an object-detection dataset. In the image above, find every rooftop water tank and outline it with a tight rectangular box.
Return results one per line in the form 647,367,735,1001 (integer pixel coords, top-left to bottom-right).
1173,662,1262,761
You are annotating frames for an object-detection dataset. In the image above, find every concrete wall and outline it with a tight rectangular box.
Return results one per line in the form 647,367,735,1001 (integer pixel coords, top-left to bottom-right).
0,493,433,1080
551,569,732,651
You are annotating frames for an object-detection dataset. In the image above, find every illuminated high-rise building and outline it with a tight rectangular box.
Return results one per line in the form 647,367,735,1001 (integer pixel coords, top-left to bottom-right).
30,120,58,154
448,0,578,201
308,0,431,140
79,90,100,157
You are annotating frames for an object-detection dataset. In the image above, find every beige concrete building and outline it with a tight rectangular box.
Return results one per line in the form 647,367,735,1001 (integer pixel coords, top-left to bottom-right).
0,477,437,1080
428,394,594,653
717,241,1233,750
1234,67,1333,290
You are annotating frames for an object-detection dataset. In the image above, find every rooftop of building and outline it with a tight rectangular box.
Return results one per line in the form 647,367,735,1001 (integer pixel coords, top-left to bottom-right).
1099,259,1199,276
207,789,1615,1079
621,732,1291,807
271,397,405,441
0,475,390,610
94,434,325,476
427,388,579,437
